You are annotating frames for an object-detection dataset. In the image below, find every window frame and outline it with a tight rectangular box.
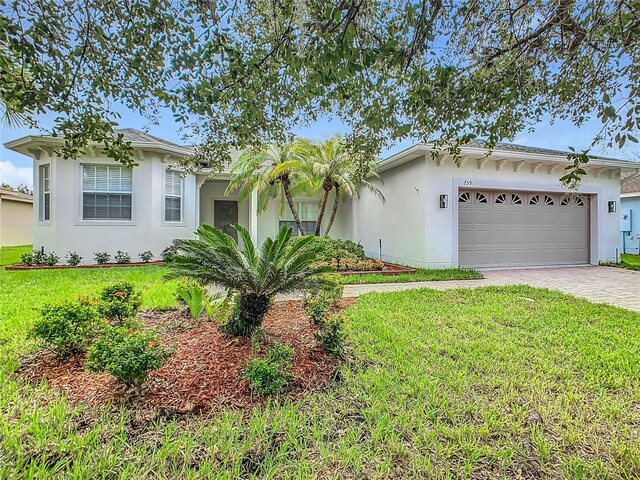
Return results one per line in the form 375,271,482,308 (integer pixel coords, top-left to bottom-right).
38,163,51,222
163,169,184,224
80,163,133,222
278,201,319,236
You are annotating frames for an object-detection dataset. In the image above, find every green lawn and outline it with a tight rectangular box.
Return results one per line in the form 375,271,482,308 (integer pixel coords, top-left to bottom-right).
1,268,639,478
0,244,31,267
619,253,640,270
339,267,483,284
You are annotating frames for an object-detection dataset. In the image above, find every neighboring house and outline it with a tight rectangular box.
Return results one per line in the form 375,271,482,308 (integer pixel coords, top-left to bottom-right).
5,129,640,268
0,187,33,246
621,174,640,255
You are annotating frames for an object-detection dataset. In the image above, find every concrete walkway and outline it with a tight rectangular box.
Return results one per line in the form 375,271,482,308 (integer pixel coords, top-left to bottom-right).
342,266,640,312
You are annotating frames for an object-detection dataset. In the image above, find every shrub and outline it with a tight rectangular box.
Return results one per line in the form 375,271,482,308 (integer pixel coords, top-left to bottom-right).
20,252,34,265
316,316,346,358
94,252,111,264
97,281,142,325
160,243,178,262
296,236,366,263
30,300,99,358
331,258,384,272
243,343,294,395
303,280,343,325
32,249,46,265
44,252,60,266
86,326,172,385
66,251,82,266
166,224,331,337
114,250,131,264
139,250,154,263
175,281,206,319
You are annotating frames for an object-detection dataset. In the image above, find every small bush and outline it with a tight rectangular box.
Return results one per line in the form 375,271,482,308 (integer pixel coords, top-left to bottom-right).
175,281,206,319
296,236,366,263
97,281,142,325
30,300,99,358
316,316,346,358
44,252,60,266
66,251,82,266
331,258,384,272
139,250,154,263
86,326,172,385
20,252,34,265
94,252,111,264
32,249,46,265
243,343,294,395
160,243,178,262
303,280,344,325
114,250,131,264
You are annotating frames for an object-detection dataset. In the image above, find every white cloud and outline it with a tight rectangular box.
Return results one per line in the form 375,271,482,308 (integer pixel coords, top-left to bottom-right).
0,160,33,189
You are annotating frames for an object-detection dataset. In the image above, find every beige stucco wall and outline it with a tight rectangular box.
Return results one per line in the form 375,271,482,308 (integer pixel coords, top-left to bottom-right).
0,198,33,246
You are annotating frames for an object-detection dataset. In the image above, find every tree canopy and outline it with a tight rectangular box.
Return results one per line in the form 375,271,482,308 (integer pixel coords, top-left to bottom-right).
2,0,638,180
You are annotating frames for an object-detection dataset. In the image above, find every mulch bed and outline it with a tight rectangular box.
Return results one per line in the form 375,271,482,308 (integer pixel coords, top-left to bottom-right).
5,261,165,270
17,299,354,413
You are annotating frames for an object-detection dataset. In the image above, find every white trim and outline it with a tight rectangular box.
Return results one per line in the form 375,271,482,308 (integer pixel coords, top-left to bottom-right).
378,143,640,173
38,162,51,223
76,162,136,225
162,169,185,226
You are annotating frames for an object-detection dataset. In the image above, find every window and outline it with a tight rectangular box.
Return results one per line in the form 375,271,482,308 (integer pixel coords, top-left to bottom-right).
164,170,183,222
82,164,132,220
561,196,571,206
575,196,585,207
529,195,540,205
458,192,470,203
511,194,523,205
476,192,488,204
495,193,507,204
279,202,319,235
544,195,555,206
39,164,50,221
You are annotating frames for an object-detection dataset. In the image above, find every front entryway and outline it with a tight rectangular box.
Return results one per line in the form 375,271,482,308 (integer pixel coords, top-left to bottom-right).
214,200,239,241
458,190,590,268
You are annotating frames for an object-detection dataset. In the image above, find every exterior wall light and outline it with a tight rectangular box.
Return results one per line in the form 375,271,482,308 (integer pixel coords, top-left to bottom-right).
440,194,449,209
608,201,617,213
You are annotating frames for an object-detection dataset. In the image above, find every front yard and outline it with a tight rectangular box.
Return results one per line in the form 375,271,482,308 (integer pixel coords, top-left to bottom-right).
1,267,639,477
618,253,640,271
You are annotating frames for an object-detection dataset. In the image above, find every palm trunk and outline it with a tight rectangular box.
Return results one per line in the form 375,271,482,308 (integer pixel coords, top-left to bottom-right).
314,179,332,236
323,184,340,237
281,175,305,235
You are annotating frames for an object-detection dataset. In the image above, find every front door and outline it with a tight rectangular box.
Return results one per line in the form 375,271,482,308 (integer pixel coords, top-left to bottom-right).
214,200,239,241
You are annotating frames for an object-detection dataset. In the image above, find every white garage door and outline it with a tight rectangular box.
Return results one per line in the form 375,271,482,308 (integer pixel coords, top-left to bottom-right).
458,190,590,268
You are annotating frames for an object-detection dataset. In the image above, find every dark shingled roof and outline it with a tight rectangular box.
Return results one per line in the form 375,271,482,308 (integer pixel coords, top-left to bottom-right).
115,128,184,149
622,174,640,194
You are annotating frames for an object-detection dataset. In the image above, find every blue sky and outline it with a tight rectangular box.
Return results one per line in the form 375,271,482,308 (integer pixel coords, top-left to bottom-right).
2,106,639,189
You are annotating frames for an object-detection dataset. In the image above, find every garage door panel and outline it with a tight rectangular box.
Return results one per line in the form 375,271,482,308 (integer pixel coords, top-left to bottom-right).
458,190,590,268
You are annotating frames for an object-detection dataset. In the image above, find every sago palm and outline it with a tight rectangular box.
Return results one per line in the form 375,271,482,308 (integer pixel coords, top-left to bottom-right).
226,142,310,234
304,136,385,236
165,224,331,336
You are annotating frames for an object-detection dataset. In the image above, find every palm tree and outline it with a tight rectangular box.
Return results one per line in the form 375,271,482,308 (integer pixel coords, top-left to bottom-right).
165,224,331,336
226,143,309,235
304,136,385,236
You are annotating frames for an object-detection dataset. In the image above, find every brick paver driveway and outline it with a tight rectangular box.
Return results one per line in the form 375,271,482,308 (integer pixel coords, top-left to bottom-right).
342,266,640,312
